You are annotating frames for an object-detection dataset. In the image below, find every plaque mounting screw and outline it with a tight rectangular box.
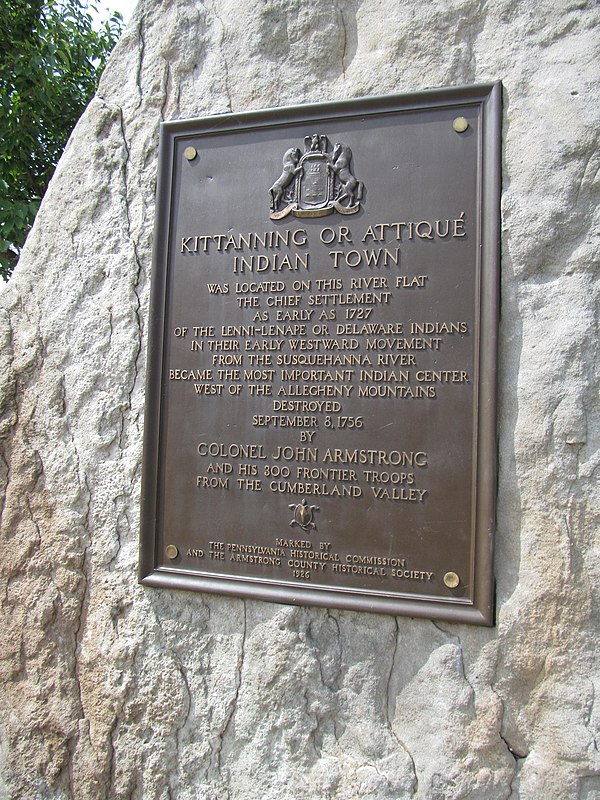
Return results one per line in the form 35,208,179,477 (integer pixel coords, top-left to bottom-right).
444,571,460,588
165,545,179,560
452,117,469,133
183,146,197,161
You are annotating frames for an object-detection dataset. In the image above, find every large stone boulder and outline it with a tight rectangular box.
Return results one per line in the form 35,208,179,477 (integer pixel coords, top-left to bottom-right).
0,1,598,797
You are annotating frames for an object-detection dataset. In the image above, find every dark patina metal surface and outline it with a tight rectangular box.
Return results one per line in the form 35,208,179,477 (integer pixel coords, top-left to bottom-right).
140,84,501,625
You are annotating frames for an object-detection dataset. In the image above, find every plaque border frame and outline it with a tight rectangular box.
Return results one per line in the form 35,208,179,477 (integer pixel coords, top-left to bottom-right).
140,83,501,626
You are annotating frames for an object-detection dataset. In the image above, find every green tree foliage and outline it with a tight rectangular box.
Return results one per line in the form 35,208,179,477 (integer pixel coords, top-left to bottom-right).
0,0,124,279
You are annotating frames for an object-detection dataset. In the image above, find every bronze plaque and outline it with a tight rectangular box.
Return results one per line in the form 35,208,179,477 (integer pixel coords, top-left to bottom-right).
140,84,501,625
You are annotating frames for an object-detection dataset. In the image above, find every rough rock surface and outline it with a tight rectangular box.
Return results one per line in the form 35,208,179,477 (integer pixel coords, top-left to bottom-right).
0,0,599,798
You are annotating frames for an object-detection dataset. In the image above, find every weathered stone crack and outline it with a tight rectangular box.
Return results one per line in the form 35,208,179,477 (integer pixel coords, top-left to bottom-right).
308,608,342,691
3,473,42,606
107,646,139,796
430,620,478,696
499,730,522,800
70,518,91,796
303,685,322,759
135,15,145,110
574,146,599,203
214,600,247,782
108,501,126,568
168,654,193,796
431,620,477,689
0,331,17,530
326,612,342,742
490,682,528,800
430,619,459,643
385,617,419,795
336,1,348,79
103,713,118,799
54,368,94,798
23,494,42,557
117,106,144,453
385,616,399,728
326,608,342,689
159,60,170,122
207,1,233,112
0,445,11,532
585,678,599,753
307,618,326,689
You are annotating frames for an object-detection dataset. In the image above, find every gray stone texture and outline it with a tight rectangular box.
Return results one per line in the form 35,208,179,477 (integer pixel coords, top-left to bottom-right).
0,0,598,797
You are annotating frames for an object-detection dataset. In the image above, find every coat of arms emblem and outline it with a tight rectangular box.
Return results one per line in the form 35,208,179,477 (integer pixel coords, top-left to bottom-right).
269,134,364,220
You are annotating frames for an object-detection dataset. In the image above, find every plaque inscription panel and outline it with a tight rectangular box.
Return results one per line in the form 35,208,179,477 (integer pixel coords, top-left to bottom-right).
140,84,501,625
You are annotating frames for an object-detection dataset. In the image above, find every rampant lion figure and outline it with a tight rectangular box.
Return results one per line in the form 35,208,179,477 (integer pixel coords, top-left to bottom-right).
331,142,363,207
269,147,302,212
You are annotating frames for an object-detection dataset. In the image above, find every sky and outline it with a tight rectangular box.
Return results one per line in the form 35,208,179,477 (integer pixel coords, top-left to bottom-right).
93,0,138,26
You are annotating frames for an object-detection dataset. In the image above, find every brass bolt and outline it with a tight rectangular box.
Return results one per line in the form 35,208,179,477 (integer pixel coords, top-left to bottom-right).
453,117,469,133
184,146,197,161
444,571,460,589
165,544,179,560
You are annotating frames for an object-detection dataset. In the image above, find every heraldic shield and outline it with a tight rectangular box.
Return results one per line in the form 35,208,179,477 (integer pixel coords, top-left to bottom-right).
269,134,364,220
